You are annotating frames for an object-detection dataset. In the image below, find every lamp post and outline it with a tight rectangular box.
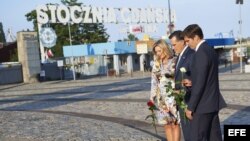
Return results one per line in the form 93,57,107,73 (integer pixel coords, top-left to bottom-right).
239,3,243,73
236,0,243,73
68,22,76,80
168,0,172,34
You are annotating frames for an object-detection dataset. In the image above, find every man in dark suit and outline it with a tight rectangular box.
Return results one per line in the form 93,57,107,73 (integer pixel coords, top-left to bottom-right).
169,30,195,141
182,24,227,141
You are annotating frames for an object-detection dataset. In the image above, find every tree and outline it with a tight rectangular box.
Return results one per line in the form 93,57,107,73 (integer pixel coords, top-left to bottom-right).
25,0,109,57
0,22,6,43
123,33,139,41
9,48,18,62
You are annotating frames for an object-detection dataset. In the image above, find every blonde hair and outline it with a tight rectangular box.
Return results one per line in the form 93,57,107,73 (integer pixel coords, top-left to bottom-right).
152,39,174,63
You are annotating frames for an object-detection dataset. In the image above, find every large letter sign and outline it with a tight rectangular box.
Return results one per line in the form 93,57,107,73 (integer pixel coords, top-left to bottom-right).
36,5,172,24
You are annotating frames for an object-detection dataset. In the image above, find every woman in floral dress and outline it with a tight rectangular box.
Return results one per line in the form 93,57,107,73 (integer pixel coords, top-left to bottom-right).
149,39,180,141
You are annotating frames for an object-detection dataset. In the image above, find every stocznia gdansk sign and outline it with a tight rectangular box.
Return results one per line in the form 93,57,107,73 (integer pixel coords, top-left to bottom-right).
36,5,172,24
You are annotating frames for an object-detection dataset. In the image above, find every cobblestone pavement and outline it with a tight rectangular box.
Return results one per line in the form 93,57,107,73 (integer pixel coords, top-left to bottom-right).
0,69,250,141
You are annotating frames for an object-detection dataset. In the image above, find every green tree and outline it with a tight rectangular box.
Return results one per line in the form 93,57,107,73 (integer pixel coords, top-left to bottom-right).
0,22,6,43
9,48,18,62
123,33,139,41
25,0,109,57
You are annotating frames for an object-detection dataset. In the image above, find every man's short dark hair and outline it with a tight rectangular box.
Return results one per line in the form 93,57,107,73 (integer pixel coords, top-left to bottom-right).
183,24,204,39
169,30,184,41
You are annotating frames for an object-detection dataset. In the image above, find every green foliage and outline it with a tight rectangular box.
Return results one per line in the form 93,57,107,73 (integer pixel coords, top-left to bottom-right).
9,48,18,62
0,22,6,43
25,0,109,57
166,80,188,123
124,33,139,41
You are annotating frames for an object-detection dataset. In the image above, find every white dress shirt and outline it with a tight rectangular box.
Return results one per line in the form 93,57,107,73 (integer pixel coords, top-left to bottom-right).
176,46,188,67
195,40,205,52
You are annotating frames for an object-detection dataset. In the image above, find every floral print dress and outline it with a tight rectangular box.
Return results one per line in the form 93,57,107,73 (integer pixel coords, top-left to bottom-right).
150,58,180,125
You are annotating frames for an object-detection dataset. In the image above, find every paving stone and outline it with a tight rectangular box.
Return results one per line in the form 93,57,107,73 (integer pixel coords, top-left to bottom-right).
0,70,249,141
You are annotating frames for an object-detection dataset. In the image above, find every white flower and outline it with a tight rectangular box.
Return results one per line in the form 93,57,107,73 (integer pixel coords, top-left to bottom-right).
180,67,187,73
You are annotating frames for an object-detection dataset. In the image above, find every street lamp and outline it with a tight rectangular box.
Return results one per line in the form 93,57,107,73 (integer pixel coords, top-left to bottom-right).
168,0,172,34
236,0,243,73
68,22,76,80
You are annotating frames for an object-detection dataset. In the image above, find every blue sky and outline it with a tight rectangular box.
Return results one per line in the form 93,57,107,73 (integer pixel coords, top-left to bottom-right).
1,0,249,42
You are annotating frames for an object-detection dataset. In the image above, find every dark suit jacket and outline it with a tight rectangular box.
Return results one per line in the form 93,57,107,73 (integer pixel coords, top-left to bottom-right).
175,47,195,102
188,41,227,114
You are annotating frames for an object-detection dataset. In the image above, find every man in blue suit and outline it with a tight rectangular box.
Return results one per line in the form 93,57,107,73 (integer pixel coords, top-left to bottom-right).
182,24,227,141
169,30,195,141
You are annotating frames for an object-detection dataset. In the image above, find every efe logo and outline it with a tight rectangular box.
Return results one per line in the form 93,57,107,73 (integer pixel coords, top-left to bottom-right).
228,129,246,136
224,125,249,141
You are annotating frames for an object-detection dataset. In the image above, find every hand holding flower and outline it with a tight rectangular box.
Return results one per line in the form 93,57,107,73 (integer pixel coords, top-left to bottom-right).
173,89,181,94
145,100,158,134
185,109,193,120
182,79,192,87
